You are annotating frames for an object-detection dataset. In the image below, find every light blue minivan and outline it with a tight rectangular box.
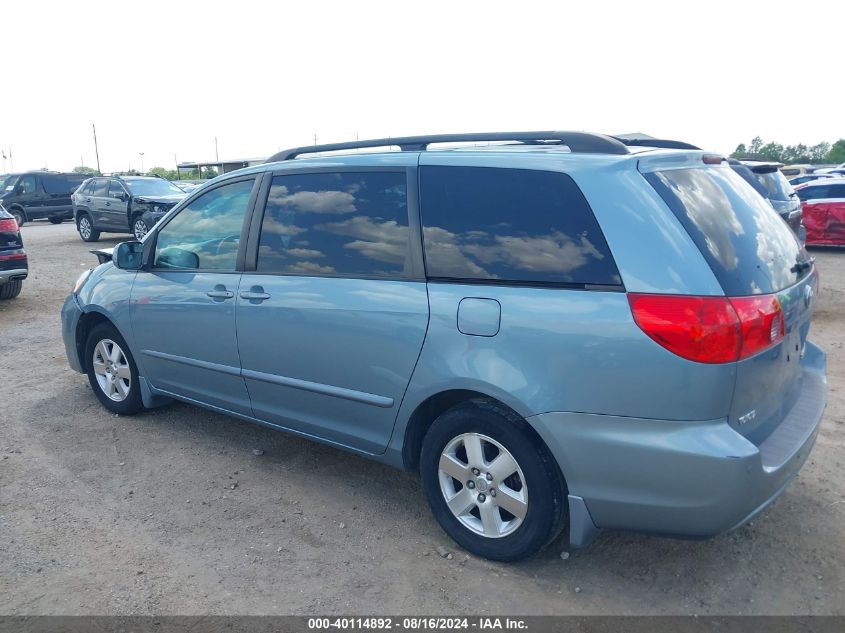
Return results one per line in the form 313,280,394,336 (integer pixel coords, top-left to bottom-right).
62,132,826,561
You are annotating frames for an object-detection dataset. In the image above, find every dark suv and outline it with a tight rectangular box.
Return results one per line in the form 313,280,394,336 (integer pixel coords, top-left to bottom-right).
72,176,187,242
0,171,89,226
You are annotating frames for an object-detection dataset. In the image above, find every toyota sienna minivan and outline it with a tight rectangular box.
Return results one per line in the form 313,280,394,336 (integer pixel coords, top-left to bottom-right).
61,132,826,561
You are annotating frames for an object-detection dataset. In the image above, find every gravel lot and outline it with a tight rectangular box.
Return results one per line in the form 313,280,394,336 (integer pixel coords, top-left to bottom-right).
1,221,843,615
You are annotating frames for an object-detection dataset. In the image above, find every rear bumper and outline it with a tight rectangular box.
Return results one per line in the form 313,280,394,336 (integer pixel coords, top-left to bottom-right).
0,267,27,284
528,342,827,543
61,293,85,373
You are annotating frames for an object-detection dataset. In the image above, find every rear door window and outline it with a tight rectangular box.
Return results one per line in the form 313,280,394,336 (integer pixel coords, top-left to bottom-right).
419,166,621,287
646,166,806,296
91,179,108,197
256,171,411,278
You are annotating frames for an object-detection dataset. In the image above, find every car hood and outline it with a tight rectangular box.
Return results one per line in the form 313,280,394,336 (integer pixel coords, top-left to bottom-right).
134,194,186,205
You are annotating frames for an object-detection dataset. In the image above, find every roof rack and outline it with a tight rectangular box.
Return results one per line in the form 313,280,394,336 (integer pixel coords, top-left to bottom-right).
266,131,630,162
614,137,702,150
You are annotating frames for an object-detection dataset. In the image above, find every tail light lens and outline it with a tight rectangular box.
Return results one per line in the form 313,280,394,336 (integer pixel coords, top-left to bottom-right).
628,293,784,364
0,218,19,232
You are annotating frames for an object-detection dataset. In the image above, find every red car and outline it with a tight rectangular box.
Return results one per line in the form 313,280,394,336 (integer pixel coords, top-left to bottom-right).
795,178,845,246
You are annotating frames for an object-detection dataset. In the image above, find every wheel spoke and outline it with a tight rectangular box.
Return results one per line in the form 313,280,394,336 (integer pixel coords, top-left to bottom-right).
488,451,518,482
114,379,129,398
494,487,528,519
446,487,476,517
479,502,503,536
463,434,485,468
439,453,469,481
115,364,131,380
92,359,108,375
106,379,117,398
95,341,109,363
109,345,123,364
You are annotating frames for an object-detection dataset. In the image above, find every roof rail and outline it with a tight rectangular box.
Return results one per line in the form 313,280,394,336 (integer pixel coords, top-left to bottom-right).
266,131,630,162
614,137,702,150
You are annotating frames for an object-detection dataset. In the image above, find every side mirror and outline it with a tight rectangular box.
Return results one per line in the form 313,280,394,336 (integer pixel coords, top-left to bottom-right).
113,240,144,270
156,247,200,269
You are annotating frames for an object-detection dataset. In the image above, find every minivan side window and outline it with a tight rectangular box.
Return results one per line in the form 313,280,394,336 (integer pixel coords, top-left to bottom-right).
419,166,621,286
154,178,255,271
256,171,410,278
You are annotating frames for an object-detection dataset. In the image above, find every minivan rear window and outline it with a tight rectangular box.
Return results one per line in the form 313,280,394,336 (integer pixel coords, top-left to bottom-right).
419,166,621,287
646,166,807,296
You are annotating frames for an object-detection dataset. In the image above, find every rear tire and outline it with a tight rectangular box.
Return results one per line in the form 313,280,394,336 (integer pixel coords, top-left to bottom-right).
10,209,25,227
48,217,64,224
84,322,143,415
0,280,22,300
420,400,566,561
77,213,100,242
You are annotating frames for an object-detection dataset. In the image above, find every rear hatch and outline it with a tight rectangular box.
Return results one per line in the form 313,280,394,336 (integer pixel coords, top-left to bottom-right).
0,210,27,274
644,162,816,443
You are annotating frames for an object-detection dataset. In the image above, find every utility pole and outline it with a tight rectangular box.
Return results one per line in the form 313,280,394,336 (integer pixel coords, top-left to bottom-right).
215,137,219,162
8,147,12,172
92,124,101,174
139,152,145,173
313,133,317,146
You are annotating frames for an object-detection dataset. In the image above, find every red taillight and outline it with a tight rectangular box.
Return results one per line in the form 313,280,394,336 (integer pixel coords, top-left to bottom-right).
0,251,26,261
0,218,18,232
729,295,784,359
628,293,784,364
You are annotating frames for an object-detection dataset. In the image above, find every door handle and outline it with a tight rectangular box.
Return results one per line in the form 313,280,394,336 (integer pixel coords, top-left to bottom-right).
207,284,234,301
105,201,111,206
240,286,270,303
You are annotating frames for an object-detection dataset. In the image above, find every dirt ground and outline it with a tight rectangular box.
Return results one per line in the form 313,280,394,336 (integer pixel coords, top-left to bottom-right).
1,221,843,615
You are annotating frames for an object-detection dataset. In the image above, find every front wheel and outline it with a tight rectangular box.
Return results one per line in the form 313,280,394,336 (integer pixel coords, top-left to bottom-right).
84,322,144,415
48,216,64,224
420,400,566,561
77,213,100,242
132,216,149,240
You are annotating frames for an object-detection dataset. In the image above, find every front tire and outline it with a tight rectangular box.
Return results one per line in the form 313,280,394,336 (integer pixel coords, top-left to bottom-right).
84,322,143,415
132,216,149,240
77,213,100,242
48,217,64,224
0,280,22,300
420,400,566,561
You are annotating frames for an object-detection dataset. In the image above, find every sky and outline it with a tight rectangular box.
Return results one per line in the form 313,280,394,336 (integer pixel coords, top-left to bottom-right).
2,0,843,174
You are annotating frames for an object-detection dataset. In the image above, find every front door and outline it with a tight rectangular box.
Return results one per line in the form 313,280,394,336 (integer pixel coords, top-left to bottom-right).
104,180,130,229
131,176,259,414
236,169,429,453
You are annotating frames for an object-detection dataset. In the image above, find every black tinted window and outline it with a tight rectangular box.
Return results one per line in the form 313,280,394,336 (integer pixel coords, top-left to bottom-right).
830,184,845,198
91,179,108,197
419,166,621,286
257,172,410,278
41,174,84,194
646,166,806,296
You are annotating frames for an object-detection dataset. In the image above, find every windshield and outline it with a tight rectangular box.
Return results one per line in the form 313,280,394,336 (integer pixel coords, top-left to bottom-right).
124,179,186,197
752,169,794,201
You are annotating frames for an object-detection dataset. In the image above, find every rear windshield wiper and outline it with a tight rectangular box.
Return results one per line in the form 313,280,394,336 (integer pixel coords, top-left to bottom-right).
791,257,815,274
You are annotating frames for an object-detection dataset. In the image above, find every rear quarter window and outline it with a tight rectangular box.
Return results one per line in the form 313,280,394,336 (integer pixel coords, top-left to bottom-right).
646,166,806,296
419,166,621,287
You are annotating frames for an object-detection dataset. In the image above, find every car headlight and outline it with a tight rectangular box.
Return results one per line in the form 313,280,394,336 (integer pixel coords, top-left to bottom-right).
73,269,93,294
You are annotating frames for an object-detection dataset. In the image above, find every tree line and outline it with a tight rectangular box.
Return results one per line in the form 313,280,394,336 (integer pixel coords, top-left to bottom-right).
731,137,845,164
72,166,218,179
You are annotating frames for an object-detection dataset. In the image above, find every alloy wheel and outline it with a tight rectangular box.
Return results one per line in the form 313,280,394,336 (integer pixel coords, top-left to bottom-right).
79,216,92,240
92,338,132,402
438,432,528,538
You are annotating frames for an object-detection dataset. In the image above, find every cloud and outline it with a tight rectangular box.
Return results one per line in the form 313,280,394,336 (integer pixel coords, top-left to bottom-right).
318,216,409,265
268,184,356,214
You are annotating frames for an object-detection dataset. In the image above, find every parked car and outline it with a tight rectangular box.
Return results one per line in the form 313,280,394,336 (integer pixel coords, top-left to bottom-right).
173,181,202,194
72,175,188,241
0,204,28,299
729,160,804,241
789,173,838,186
794,177,845,246
61,132,825,561
0,171,89,226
